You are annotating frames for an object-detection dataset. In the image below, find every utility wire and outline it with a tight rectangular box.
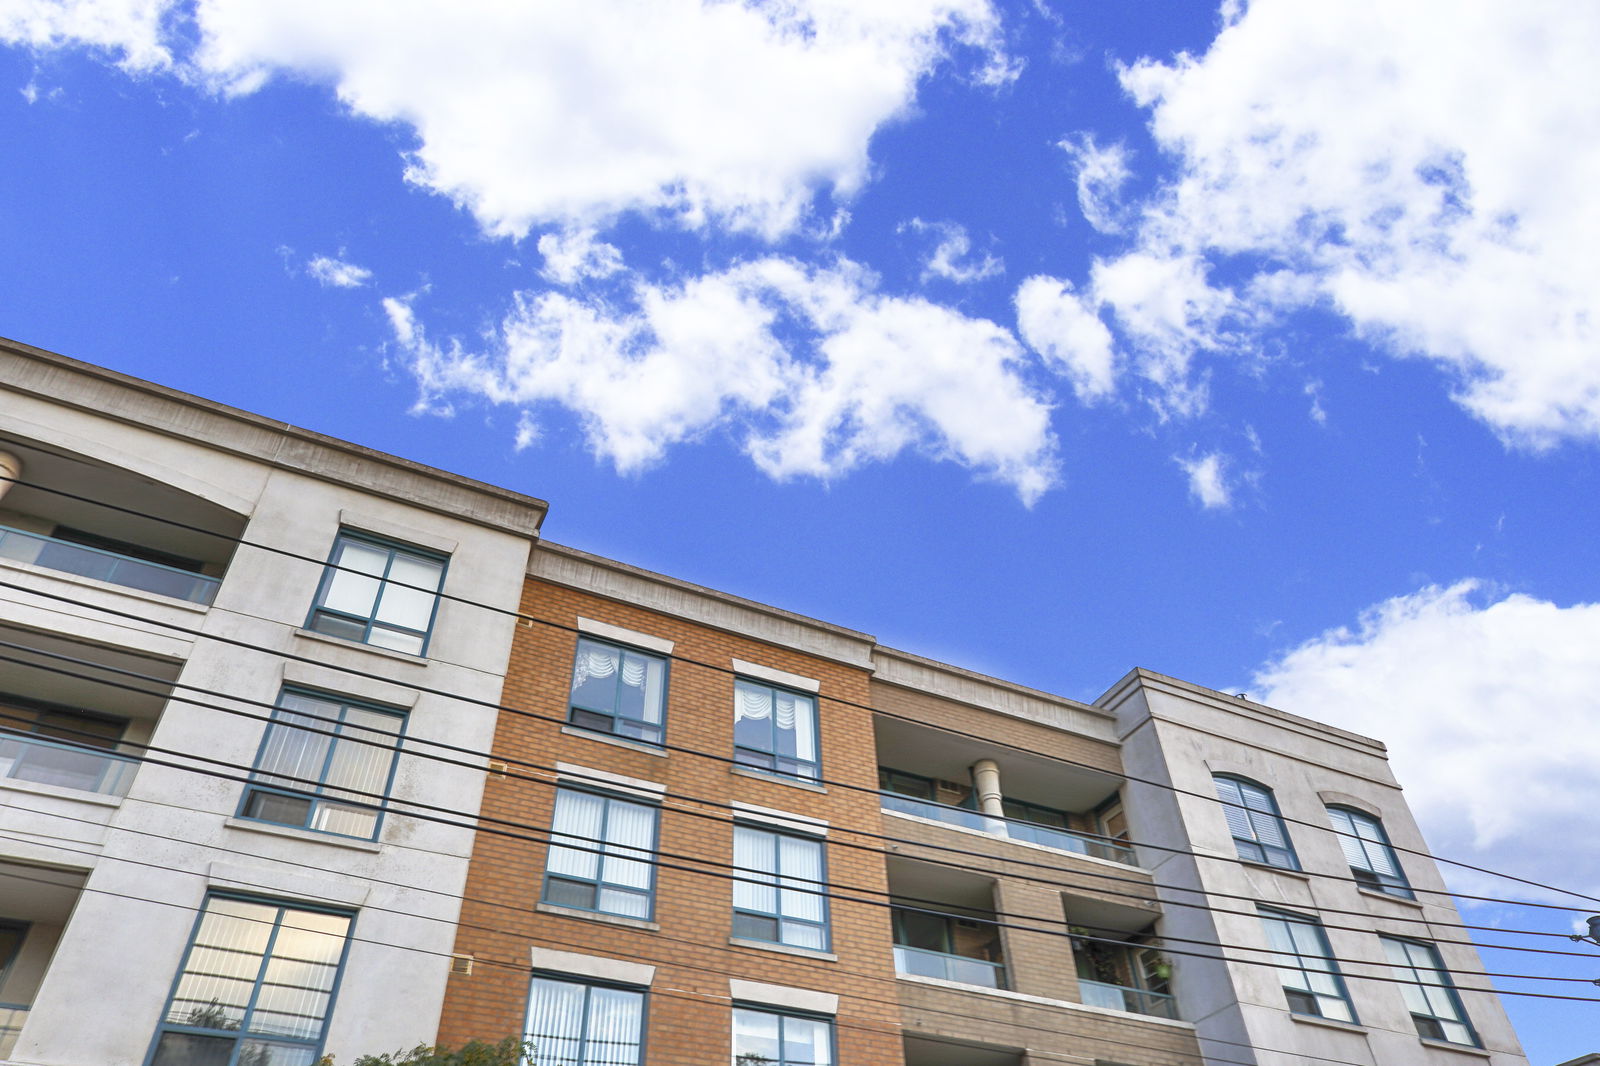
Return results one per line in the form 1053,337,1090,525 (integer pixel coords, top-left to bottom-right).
5,466,1594,908
4,641,1595,965
2,571,1591,924
1,716,1590,993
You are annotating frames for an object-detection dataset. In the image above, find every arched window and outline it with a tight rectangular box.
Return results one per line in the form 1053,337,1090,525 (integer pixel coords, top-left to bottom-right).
1213,775,1297,869
1327,806,1412,898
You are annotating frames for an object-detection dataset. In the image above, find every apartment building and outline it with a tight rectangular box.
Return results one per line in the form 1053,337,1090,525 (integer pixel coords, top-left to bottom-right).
0,338,545,1064
0,337,1531,1066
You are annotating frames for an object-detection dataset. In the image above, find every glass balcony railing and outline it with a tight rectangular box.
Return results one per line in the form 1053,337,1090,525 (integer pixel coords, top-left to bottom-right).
0,524,218,605
893,945,1007,989
1078,979,1179,1019
0,1003,26,1057
881,793,1138,865
0,732,139,797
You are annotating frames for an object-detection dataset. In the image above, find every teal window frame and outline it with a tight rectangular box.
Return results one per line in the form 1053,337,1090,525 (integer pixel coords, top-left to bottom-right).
731,824,830,952
524,974,648,1066
567,637,669,747
1381,936,1480,1046
237,688,407,841
1258,907,1357,1023
732,678,820,781
731,1005,834,1066
1326,806,1412,898
1214,775,1298,869
145,893,354,1066
542,788,660,920
305,530,447,656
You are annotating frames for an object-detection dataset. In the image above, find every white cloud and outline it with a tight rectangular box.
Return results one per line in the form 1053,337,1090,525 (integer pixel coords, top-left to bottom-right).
1252,581,1600,897
536,228,624,285
1092,0,1600,444
188,0,1009,239
902,218,1002,284
386,256,1058,501
305,253,372,289
1089,252,1231,417
1060,133,1131,235
1014,275,1115,402
0,0,174,70
1176,450,1231,509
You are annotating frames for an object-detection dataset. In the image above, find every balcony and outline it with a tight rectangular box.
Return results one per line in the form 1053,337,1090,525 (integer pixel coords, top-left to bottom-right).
1066,896,1177,1020
903,1034,1022,1066
894,944,1007,989
0,524,219,605
0,861,87,1059
0,626,180,803
880,792,1136,865
0,731,138,797
889,859,1008,992
0,1004,24,1058
0,437,242,605
1078,978,1178,1020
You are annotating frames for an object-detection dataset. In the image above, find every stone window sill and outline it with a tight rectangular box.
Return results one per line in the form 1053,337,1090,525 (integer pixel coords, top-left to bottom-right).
731,765,827,794
536,901,660,931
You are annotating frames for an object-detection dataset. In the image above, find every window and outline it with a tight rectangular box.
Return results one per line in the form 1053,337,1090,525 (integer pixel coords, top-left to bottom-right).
1213,775,1297,869
239,689,405,840
543,789,658,920
732,1007,833,1066
568,638,667,745
733,679,819,780
149,895,353,1066
0,919,26,988
1382,937,1479,1046
1326,806,1412,898
1258,908,1356,1023
732,826,828,951
525,975,646,1066
306,531,446,655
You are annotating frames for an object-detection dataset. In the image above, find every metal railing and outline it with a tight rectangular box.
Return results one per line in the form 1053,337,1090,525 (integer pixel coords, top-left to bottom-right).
0,524,219,605
880,793,1138,865
0,1003,27,1057
0,732,138,797
1077,978,1179,1019
893,944,1007,989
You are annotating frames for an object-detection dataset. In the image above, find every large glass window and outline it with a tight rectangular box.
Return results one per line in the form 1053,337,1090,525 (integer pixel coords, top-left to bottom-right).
149,895,353,1066
1258,908,1357,1023
525,976,645,1066
1326,806,1412,898
239,689,405,840
1382,937,1479,1046
733,680,819,780
1214,775,1297,869
568,638,667,746
543,789,658,920
732,826,828,951
306,532,446,656
732,1007,832,1066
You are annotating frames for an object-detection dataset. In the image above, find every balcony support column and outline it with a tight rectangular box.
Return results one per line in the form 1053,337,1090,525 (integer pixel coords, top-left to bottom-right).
971,758,1004,818
0,451,19,503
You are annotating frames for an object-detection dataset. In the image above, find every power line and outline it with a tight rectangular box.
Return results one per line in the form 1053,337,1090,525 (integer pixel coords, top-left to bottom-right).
5,466,1594,908
3,571,1591,924
4,640,1595,968
1,721,1591,995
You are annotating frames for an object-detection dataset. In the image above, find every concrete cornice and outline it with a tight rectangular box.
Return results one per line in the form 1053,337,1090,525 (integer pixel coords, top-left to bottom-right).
872,645,1117,741
0,336,548,537
1097,666,1388,753
531,542,878,670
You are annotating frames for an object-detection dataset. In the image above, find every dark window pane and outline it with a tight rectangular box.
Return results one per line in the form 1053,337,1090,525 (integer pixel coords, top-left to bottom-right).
150,1032,236,1066
544,877,598,910
570,709,612,733
244,790,314,828
733,912,780,942
307,612,366,642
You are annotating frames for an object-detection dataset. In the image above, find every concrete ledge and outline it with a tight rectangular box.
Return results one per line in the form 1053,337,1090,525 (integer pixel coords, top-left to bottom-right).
577,616,675,655
1418,1038,1493,1059
731,766,826,794
560,725,669,758
729,978,837,1015
222,817,383,853
530,946,655,986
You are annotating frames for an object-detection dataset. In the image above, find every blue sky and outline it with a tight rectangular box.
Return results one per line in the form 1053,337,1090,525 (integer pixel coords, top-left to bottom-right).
3,0,1599,1058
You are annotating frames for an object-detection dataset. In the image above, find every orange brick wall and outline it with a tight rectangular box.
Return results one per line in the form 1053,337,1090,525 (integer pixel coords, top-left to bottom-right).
437,576,905,1064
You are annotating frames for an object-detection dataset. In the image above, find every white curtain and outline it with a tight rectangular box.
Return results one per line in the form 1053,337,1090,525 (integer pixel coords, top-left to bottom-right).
549,791,605,880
